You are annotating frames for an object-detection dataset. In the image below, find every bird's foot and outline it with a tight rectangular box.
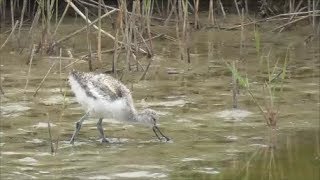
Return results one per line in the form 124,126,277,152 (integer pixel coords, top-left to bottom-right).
101,138,109,143
69,138,75,145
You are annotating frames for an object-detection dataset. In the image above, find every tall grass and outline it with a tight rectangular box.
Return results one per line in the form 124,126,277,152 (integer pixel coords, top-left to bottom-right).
226,45,290,128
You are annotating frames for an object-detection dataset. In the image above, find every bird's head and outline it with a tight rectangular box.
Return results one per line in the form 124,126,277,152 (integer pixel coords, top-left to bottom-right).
136,108,170,141
137,108,158,127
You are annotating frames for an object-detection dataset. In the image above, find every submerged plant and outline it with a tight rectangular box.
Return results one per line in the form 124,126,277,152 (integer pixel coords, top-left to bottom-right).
226,46,290,128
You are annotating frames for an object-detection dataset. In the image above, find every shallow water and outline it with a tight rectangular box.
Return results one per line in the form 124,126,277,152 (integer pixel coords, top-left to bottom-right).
1,17,319,179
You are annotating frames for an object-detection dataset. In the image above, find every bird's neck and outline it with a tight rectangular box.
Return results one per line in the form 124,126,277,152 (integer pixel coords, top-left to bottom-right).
130,111,147,125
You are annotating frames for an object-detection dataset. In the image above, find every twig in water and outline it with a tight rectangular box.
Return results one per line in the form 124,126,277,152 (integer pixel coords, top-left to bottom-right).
140,58,153,81
85,8,93,71
17,0,27,47
272,15,310,31
218,0,226,17
54,89,68,153
24,44,36,93
97,0,102,63
65,0,147,54
0,21,19,50
52,9,117,47
53,3,70,37
0,75,4,95
59,48,63,93
47,120,54,154
208,0,214,25
33,62,56,97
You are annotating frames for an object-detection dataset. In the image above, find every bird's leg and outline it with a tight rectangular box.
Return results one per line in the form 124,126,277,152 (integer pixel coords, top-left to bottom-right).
70,112,89,144
97,118,109,143
153,126,170,142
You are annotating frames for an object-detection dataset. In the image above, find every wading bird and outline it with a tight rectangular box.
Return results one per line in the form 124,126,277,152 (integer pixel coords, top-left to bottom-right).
68,70,169,144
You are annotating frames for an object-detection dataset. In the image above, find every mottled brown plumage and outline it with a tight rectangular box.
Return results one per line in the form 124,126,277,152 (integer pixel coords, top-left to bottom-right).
68,70,169,144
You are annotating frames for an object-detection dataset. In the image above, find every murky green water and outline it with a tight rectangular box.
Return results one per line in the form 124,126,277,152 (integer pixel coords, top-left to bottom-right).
1,17,319,179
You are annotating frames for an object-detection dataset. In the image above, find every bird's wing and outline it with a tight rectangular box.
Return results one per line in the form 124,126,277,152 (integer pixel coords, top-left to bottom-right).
88,74,124,102
69,71,98,100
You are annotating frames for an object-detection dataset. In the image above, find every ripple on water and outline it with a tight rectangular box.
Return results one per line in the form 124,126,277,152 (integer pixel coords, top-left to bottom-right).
120,164,165,170
89,175,111,180
181,157,204,162
112,171,167,178
26,138,44,144
1,103,31,117
196,167,220,175
32,122,56,129
215,109,252,121
39,95,74,106
143,99,187,108
225,135,238,141
18,157,39,166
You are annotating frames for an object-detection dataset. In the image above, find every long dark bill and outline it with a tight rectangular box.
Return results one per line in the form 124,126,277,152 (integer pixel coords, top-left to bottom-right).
152,126,170,141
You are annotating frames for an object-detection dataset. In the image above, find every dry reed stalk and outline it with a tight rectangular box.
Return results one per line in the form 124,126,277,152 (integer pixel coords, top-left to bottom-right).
187,1,194,13
55,0,59,24
133,0,140,60
46,0,51,37
289,0,294,13
164,0,177,25
308,0,312,22
240,8,245,60
123,0,132,71
113,29,119,76
144,0,154,57
0,83,4,95
62,58,82,70
47,120,54,154
84,0,167,23
101,0,115,29
175,17,183,61
194,0,200,29
218,0,226,17
244,0,249,15
17,0,27,47
16,0,20,10
182,0,190,63
59,48,62,93
23,44,36,93
132,1,140,71
313,0,316,31
97,0,102,63
53,3,70,37
272,15,311,31
1,0,6,27
65,0,147,54
33,62,56,97
10,0,14,29
0,69,5,95
22,6,41,55
279,0,304,32
54,89,68,153
29,6,41,35
85,8,93,71
90,32,164,57
53,9,116,47
178,0,183,23
208,0,214,25
0,20,19,50
140,57,153,81
234,0,241,17
137,30,152,56
226,10,320,30
232,61,238,108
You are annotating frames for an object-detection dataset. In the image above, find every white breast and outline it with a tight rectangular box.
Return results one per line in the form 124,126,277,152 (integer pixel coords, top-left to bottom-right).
69,75,130,120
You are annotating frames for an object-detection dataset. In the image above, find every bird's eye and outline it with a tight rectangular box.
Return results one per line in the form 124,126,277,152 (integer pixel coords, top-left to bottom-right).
151,117,156,125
